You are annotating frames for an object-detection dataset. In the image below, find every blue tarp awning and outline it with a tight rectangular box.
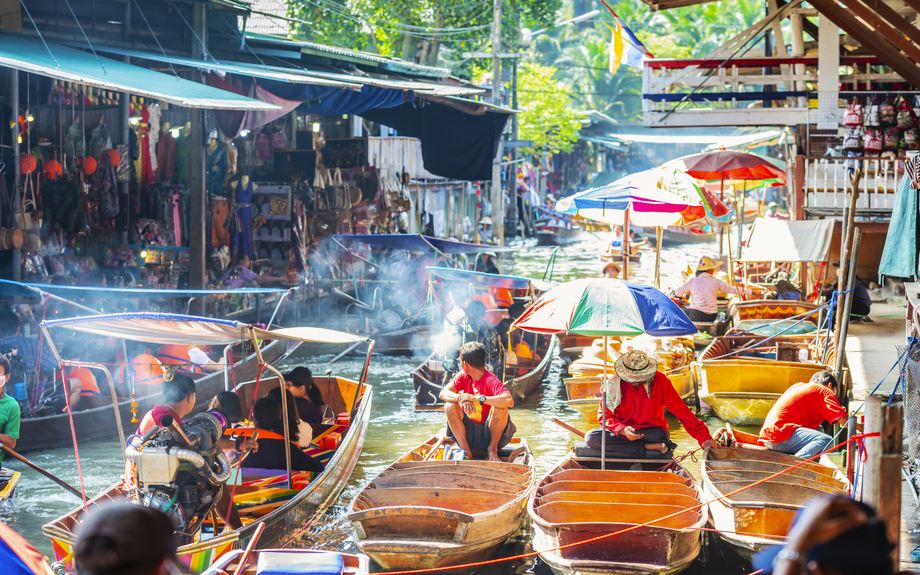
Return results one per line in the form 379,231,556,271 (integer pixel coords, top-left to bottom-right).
426,267,534,290
0,280,287,300
335,234,516,254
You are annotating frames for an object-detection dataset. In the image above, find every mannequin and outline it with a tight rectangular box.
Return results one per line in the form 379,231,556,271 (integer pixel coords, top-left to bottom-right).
206,135,228,196
156,121,176,181
175,122,192,183
228,175,256,259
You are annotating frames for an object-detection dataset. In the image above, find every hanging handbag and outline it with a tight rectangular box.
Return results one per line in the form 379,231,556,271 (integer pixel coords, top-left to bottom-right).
898,97,918,129
883,126,901,150
880,100,897,126
904,127,919,149
843,126,864,151
864,97,880,127
864,128,883,153
843,99,863,127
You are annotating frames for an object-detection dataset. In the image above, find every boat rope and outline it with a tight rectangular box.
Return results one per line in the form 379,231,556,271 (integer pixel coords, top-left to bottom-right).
29,293,49,414
60,373,88,510
819,289,853,364
379,433,878,575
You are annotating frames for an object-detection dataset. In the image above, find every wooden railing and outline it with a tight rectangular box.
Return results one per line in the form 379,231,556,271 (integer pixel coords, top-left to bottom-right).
793,155,900,220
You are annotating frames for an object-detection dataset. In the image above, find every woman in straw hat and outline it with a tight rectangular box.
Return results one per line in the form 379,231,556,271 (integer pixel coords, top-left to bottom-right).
671,256,753,322
585,350,715,458
602,261,620,279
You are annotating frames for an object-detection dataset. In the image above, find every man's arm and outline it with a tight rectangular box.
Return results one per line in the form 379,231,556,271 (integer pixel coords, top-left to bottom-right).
0,406,20,449
484,389,513,409
819,388,849,426
662,379,714,446
438,376,465,403
597,401,628,436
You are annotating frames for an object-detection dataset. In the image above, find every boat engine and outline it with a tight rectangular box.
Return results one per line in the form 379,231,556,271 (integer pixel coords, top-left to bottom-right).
124,411,232,542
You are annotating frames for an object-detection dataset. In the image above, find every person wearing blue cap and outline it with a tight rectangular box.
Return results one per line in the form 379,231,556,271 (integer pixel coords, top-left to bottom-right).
754,495,895,575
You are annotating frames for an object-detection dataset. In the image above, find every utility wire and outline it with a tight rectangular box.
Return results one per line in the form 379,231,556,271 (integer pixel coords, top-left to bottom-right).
19,0,59,69
131,0,181,81
170,1,219,64
223,16,268,69
62,0,106,75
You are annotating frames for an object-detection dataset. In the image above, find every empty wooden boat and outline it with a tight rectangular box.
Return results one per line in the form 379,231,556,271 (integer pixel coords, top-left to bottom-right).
693,334,837,425
347,433,535,572
701,445,849,559
529,454,707,575
564,369,694,422
729,300,821,336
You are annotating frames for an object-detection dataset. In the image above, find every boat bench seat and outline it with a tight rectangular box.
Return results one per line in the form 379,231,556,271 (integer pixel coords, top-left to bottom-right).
573,442,671,460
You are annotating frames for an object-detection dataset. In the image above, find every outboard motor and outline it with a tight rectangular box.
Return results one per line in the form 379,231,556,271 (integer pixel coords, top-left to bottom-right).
124,411,231,542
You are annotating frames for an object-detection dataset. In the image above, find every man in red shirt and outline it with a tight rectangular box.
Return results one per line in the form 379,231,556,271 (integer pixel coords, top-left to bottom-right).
439,342,516,462
587,350,715,458
759,371,848,458
137,374,197,435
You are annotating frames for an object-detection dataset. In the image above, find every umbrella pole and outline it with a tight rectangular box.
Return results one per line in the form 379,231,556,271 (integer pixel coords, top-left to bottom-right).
737,182,746,261
725,217,735,287
654,227,662,289
719,174,725,258
622,209,630,281
601,335,607,471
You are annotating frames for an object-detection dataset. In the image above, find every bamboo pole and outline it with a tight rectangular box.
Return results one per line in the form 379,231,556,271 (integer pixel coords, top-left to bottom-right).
719,174,725,258
835,228,861,382
622,209,630,281
862,395,882,506
878,404,903,565
654,227,662,289
835,172,861,345
601,335,608,470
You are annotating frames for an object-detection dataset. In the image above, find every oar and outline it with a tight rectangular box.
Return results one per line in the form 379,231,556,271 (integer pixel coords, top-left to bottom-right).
552,418,586,438
423,431,450,461
232,522,266,575
2,445,82,498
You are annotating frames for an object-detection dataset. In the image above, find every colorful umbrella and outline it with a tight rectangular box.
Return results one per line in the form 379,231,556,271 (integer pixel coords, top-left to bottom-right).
665,149,787,183
0,519,53,575
512,278,696,337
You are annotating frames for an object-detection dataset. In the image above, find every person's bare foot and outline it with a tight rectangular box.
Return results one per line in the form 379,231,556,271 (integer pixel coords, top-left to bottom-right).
646,442,668,453
487,449,502,462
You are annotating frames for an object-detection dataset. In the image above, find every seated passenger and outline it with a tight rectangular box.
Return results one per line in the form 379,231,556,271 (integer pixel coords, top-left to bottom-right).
137,374,197,434
284,367,326,424
242,395,324,472
158,344,225,374
585,350,715,458
439,342,516,462
66,366,101,411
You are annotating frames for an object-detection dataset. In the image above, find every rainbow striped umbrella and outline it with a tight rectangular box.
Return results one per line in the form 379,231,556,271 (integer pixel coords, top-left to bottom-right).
511,278,695,337
0,519,53,575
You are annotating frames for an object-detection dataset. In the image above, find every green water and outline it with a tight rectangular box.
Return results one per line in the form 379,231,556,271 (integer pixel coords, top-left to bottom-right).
1,232,753,574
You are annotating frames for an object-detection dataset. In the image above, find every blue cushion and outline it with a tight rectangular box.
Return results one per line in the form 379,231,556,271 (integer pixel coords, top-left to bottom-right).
257,551,344,575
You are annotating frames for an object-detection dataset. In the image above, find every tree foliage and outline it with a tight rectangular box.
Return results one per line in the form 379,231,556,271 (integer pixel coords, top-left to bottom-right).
514,62,584,155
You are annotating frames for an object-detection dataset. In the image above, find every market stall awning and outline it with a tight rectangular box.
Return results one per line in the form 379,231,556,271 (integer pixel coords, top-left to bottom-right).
426,267,552,291
2,33,279,110
335,234,517,254
739,218,834,262
0,280,287,300
43,313,370,346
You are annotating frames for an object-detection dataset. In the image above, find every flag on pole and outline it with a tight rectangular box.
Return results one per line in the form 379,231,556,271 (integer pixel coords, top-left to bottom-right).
605,18,652,74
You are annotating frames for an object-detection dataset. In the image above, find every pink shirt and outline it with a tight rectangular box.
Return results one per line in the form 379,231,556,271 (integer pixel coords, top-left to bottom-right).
673,273,751,314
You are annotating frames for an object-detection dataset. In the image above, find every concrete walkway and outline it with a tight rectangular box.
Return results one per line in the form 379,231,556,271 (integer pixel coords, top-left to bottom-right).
845,299,917,569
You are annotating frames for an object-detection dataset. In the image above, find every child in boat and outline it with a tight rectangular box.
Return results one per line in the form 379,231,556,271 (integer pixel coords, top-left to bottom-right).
586,350,715,458
242,394,324,472
439,342,516,462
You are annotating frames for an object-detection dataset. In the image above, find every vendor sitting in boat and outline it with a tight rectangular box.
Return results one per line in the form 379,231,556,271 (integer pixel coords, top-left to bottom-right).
586,350,715,458
220,254,287,289
759,370,848,458
439,342,516,462
602,261,620,279
157,344,224,374
671,256,753,322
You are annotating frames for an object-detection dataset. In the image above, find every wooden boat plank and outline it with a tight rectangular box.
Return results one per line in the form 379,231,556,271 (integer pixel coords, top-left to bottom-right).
536,490,700,508
709,480,846,506
705,467,846,490
371,473,526,494
548,469,690,486
535,501,700,530
356,487,517,512
708,448,840,478
540,480,697,498
391,459,532,476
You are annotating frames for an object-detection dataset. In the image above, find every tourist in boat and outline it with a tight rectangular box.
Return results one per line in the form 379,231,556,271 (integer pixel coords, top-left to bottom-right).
759,371,848,458
439,342,516,462
478,217,493,242
137,374,198,434
65,366,101,411
0,355,20,462
242,395,324,472
73,502,178,575
284,367,326,423
671,256,753,322
586,350,715,457
474,252,500,275
602,261,621,279
220,253,287,289
157,344,225,373
208,391,243,426
753,496,893,575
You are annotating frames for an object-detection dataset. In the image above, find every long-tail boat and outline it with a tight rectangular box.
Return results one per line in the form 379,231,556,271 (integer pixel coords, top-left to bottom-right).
348,432,534,572
728,299,821,336
529,452,707,575
41,314,375,574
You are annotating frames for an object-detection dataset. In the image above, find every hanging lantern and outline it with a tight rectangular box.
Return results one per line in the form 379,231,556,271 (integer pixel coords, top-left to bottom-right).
42,159,62,179
77,156,97,176
101,149,121,167
18,154,36,175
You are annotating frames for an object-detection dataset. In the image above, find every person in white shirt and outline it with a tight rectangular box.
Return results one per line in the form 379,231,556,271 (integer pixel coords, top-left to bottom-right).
671,256,753,322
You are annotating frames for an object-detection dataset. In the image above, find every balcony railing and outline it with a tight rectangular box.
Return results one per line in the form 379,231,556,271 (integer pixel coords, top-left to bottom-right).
793,155,900,220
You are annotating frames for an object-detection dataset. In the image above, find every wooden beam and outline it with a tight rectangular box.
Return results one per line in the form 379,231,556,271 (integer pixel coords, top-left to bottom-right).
810,0,920,87
900,0,920,14
836,0,920,65
863,0,920,49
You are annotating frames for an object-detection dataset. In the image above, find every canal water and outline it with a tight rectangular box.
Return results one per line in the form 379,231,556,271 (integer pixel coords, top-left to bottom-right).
2,230,754,574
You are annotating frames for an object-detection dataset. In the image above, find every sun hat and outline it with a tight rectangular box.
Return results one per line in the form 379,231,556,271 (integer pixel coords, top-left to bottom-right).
75,502,178,575
602,261,620,274
614,350,658,383
479,217,492,226
697,256,720,272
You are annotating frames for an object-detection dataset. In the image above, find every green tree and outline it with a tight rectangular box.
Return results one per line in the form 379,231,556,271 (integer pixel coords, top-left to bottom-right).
514,62,584,154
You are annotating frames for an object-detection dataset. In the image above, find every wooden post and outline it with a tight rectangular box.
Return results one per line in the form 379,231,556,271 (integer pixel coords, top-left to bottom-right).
835,173,860,346
622,209,630,281
878,404,903,565
188,4,207,289
835,228,861,381
9,68,20,281
862,395,882,506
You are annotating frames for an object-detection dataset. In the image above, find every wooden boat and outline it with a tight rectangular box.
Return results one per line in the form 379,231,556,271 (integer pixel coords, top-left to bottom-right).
372,324,435,356
601,251,642,263
729,299,821,335
693,333,837,426
529,453,707,575
642,227,717,246
537,225,583,246
558,332,597,361
210,549,370,575
0,468,20,502
412,334,557,409
564,368,694,422
17,337,294,453
347,433,535,572
44,371,372,573
701,443,849,559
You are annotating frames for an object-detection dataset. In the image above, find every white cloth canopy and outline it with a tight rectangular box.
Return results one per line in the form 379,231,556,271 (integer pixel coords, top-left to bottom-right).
740,218,835,262
43,313,370,346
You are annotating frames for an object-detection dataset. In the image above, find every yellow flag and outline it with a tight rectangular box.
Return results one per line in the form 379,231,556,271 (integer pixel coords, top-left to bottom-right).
607,21,624,75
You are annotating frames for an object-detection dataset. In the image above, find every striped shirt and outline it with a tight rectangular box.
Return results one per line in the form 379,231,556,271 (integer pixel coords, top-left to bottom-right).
672,273,751,314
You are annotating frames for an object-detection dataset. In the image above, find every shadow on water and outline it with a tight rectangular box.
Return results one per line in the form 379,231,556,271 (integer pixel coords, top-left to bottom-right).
5,233,758,574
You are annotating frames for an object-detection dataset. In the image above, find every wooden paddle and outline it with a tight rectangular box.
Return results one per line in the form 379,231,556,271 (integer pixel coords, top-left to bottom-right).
2,445,82,498
552,418,586,438
232,522,265,575
423,431,450,461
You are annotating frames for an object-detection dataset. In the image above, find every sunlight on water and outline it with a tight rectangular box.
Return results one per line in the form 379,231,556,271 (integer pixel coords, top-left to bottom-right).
5,232,753,574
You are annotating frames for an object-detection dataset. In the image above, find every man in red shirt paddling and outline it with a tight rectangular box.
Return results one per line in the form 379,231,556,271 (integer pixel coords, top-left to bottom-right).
439,342,516,462
587,350,715,458
759,371,848,458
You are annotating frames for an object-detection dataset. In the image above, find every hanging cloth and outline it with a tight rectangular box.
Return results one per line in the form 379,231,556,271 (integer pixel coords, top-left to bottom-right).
231,179,254,259
879,173,918,283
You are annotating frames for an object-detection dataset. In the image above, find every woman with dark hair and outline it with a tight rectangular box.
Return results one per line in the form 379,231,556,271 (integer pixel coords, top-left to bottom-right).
242,395,323,472
283,366,325,423
208,391,243,425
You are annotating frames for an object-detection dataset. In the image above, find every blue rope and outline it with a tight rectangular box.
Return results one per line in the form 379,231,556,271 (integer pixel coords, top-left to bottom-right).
821,289,853,365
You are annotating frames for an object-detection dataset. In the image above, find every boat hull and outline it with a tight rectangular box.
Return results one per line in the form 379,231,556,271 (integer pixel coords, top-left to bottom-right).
506,334,557,399
529,457,707,575
537,227,582,246
643,227,716,246
17,338,291,453
373,324,435,357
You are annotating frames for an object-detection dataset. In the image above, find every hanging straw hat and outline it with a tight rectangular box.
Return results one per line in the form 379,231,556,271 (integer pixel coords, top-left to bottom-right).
697,256,720,272
614,350,658,383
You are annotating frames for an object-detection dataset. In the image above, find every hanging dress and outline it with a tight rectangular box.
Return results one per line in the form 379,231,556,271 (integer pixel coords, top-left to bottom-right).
233,179,254,259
